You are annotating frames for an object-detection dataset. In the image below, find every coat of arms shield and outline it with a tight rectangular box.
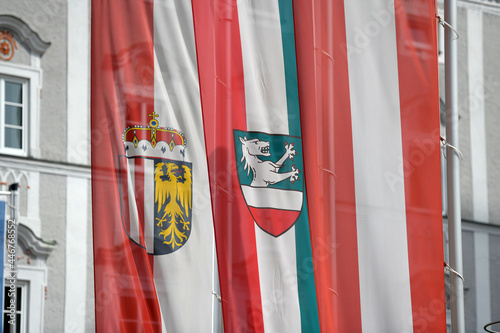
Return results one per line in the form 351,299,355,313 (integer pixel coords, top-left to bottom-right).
118,112,192,255
234,130,304,237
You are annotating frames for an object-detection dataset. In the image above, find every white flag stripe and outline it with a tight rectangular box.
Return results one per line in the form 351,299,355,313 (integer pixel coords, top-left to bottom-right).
127,159,140,244
241,185,302,211
153,0,214,332
344,0,413,331
237,0,289,135
238,1,302,331
153,0,200,135
255,224,301,333
158,302,168,333
144,158,155,253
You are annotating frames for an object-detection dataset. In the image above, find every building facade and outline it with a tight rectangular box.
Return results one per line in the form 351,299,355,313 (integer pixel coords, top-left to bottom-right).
0,0,93,331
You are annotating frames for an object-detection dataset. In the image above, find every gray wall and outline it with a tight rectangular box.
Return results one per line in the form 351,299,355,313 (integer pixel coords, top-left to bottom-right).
483,12,500,223
462,230,476,333
40,173,66,332
456,5,475,221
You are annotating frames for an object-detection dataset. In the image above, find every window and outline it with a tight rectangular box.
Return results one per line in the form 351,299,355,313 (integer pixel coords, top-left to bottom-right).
0,15,50,159
2,281,28,333
0,75,27,155
0,64,41,158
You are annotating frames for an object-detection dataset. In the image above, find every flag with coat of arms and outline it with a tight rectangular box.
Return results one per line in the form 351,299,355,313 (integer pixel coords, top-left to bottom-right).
91,0,446,332
91,1,215,331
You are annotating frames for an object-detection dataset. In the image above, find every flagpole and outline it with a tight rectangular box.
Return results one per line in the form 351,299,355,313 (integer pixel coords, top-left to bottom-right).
444,0,465,331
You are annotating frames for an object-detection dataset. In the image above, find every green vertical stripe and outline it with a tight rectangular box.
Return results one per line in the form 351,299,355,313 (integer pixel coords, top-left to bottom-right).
294,199,321,332
278,0,302,137
278,0,320,331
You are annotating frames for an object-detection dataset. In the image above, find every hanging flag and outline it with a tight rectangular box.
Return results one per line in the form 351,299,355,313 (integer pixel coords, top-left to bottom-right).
194,0,445,332
193,0,319,331
294,0,446,332
91,0,215,331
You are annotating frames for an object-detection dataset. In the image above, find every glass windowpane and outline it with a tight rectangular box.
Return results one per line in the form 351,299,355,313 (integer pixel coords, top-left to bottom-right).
16,287,21,311
5,106,22,126
5,128,22,149
3,314,19,333
3,286,21,333
3,286,7,310
5,82,23,104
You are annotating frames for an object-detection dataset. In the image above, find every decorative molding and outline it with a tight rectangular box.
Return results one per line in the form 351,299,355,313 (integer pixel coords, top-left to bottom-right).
0,155,90,179
444,218,500,235
438,0,500,14
0,167,29,186
17,223,56,259
0,15,50,57
31,53,40,68
0,30,17,61
463,0,500,8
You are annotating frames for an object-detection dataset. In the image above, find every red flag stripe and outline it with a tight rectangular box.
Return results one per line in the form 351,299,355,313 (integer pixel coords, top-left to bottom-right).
192,0,265,332
294,0,362,331
91,0,161,331
394,1,447,331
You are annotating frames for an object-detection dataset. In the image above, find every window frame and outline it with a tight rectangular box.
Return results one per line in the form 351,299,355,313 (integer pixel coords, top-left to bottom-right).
0,75,28,156
0,63,42,158
2,280,28,333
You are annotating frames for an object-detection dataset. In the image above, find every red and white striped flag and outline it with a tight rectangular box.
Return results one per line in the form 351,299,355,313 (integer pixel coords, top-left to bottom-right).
294,0,446,332
91,1,215,331
193,0,321,331
194,0,445,332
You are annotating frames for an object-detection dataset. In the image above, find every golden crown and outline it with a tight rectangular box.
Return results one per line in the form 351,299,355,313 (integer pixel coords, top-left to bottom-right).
122,111,186,160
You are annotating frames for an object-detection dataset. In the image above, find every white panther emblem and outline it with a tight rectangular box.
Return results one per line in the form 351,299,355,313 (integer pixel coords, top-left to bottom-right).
239,136,300,187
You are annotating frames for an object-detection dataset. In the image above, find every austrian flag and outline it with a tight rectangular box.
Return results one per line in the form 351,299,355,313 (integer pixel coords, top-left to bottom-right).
91,0,446,332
